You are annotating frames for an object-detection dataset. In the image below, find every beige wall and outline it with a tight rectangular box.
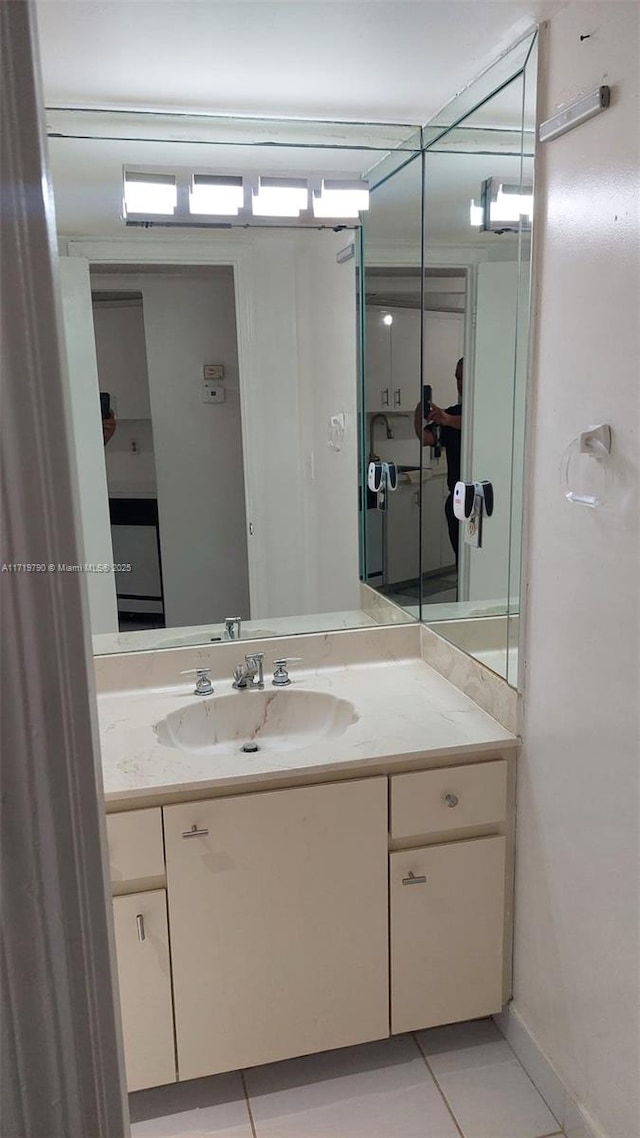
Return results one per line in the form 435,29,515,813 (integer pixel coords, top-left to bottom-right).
516,6,639,1138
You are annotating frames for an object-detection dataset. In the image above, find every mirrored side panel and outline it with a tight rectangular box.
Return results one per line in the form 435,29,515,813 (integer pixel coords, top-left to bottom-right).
360,154,424,622
421,60,535,683
507,37,537,688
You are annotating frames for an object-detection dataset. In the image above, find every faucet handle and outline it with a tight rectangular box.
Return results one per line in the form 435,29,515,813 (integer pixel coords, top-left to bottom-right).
272,658,302,687
180,668,214,696
245,651,264,666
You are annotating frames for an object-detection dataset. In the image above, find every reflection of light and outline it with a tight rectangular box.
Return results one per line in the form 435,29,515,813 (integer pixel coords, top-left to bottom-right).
491,187,533,223
383,313,393,326
470,199,483,226
312,179,369,218
124,173,176,215
252,177,308,217
190,175,244,215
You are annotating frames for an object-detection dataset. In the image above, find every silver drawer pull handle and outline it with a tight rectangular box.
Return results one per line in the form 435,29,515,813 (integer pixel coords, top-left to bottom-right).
444,793,459,808
402,871,427,886
136,914,145,942
182,824,209,839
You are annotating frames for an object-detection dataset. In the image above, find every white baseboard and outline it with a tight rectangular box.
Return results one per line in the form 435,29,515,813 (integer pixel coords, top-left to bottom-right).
493,1005,608,1138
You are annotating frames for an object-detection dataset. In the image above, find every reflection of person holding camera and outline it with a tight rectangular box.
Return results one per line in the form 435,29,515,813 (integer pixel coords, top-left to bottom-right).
103,412,116,446
414,357,463,565
101,392,116,446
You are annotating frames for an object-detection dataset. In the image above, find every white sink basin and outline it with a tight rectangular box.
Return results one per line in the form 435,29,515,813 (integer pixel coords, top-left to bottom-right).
154,689,358,755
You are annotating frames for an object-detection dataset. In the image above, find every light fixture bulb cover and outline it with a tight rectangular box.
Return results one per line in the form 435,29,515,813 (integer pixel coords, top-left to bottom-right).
190,174,244,215
252,177,308,217
124,171,177,215
312,179,369,218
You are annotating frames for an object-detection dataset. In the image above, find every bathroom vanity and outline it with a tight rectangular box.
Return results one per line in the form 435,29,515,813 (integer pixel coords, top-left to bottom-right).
98,631,517,1093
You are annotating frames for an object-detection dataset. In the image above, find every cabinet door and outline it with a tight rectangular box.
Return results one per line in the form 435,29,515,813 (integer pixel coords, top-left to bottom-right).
386,483,420,584
390,308,421,410
164,778,389,1081
421,475,445,574
390,836,506,1034
366,308,392,412
112,890,175,1091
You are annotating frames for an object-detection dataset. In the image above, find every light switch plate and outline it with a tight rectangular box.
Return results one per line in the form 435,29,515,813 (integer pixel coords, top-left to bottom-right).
203,364,224,380
202,382,225,403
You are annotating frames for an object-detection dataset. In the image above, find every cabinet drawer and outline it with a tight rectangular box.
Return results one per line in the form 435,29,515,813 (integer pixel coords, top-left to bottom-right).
106,808,164,885
390,760,507,839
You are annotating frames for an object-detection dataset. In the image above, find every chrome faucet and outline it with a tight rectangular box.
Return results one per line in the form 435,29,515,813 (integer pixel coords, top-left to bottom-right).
369,413,393,461
224,616,242,640
232,652,264,690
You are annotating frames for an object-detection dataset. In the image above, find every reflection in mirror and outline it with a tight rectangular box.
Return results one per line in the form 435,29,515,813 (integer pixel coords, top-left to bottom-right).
46,30,535,684
420,41,536,684
359,31,537,684
361,155,423,613
48,118,420,653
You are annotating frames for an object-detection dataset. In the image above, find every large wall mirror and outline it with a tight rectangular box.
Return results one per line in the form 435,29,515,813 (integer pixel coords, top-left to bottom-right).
48,30,536,686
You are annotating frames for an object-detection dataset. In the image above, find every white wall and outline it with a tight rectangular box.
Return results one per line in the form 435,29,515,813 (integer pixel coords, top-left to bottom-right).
58,258,118,632
516,7,639,1138
294,231,360,613
137,271,249,629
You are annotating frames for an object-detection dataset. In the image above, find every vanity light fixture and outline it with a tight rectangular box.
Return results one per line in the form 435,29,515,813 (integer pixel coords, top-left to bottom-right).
190,174,244,216
470,177,533,234
312,179,369,218
382,313,394,326
123,171,177,215
251,176,308,217
123,167,369,226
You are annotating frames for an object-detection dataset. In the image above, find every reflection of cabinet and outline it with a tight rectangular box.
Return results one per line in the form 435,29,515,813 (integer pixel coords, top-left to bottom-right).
384,472,449,585
422,471,449,574
163,779,389,1080
366,306,421,412
366,308,392,411
389,308,421,410
386,482,420,584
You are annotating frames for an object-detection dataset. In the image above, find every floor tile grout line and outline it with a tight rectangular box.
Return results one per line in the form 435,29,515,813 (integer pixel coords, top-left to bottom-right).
414,1030,567,1138
412,1033,465,1138
240,1069,258,1138
494,1021,566,1132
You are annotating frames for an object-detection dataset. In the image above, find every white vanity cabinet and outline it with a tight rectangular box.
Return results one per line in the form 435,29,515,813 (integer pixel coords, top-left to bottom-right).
105,752,513,1091
389,761,509,1034
162,777,389,1081
106,809,176,1092
111,890,176,1092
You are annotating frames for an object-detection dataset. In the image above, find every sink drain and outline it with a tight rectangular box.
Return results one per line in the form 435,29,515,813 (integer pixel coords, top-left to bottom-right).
240,741,260,753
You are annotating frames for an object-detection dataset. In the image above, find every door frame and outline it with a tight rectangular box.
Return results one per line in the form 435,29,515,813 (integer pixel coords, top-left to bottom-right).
66,238,265,618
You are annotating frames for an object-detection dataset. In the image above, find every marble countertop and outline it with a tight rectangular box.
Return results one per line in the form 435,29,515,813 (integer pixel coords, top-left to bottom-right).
98,658,516,810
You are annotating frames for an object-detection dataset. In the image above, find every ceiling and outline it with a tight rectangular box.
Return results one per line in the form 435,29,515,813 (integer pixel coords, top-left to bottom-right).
36,0,564,125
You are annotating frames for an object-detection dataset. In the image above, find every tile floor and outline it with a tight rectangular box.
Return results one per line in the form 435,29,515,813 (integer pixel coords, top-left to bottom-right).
129,1019,565,1138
